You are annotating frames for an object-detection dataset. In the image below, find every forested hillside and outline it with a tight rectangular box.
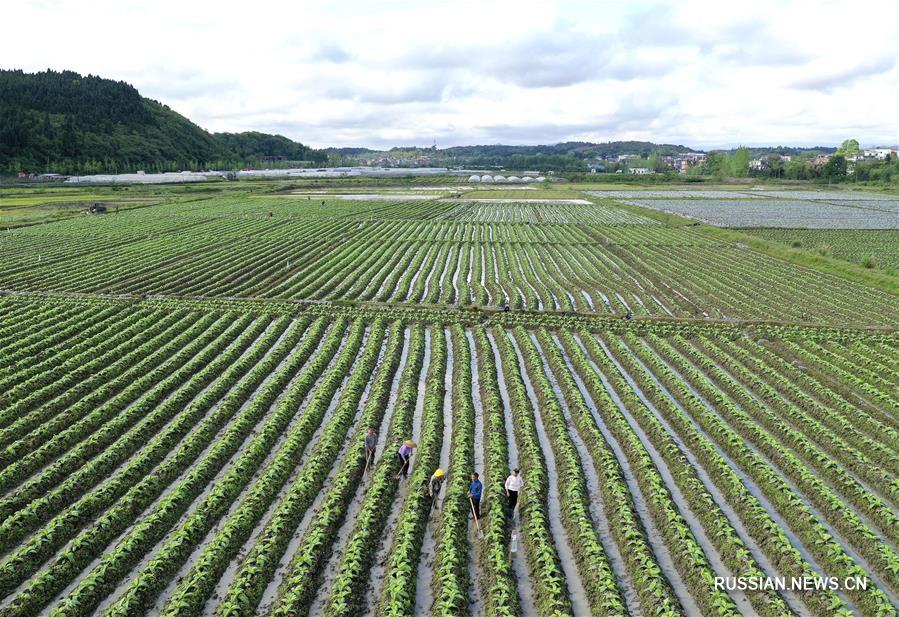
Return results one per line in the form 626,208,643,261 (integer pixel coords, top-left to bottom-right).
0,69,324,174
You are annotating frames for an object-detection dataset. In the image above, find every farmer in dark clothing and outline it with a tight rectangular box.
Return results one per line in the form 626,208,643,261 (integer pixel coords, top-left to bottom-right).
364,427,377,461
363,427,378,474
468,472,483,519
397,440,416,478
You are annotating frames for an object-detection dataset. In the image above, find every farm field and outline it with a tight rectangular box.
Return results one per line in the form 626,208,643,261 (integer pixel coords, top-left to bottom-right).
1,194,897,324
619,198,899,228
742,229,899,272
0,183,897,616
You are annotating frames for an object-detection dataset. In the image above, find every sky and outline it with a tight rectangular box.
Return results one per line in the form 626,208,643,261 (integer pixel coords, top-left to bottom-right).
3,0,898,150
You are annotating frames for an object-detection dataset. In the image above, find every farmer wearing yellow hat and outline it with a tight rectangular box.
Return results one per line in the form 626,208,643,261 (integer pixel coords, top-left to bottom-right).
428,468,445,506
396,439,417,479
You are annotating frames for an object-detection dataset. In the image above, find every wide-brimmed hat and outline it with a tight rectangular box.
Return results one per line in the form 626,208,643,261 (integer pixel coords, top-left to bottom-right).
434,468,444,478
403,440,417,447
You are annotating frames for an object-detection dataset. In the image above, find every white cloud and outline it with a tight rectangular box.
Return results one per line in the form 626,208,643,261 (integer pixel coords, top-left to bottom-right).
2,0,897,148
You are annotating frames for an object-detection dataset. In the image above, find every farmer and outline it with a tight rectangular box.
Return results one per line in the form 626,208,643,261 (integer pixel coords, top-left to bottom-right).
505,468,523,513
468,472,483,520
364,427,377,462
429,468,446,507
397,440,416,478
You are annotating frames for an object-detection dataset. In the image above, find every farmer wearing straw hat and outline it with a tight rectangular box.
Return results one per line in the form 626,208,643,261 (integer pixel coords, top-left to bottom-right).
397,439,417,478
428,468,445,508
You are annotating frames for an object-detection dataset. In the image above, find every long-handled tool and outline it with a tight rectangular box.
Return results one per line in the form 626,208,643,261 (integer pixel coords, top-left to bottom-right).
396,457,410,479
469,496,484,539
364,448,373,476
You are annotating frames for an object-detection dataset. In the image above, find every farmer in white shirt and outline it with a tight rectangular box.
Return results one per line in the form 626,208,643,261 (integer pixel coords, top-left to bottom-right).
505,468,523,513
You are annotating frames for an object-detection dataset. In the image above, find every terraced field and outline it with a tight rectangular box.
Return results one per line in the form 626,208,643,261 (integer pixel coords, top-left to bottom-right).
0,185,896,616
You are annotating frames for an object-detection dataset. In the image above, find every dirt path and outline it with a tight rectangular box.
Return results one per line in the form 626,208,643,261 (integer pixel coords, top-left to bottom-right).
304,327,412,617
592,337,756,615
414,329,453,615
507,334,591,617
616,337,809,616
37,321,313,613
545,334,643,616
255,328,385,614
362,329,431,614
655,341,894,609
485,331,539,617
565,334,703,616
466,330,487,617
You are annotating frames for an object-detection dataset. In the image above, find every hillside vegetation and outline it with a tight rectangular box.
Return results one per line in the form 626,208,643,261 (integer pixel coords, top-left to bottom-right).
0,69,325,174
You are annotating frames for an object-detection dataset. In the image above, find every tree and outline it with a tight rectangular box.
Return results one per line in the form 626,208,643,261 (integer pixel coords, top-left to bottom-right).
730,147,750,177
836,138,860,158
785,159,816,180
766,154,785,178
60,115,78,158
822,154,847,180
702,152,726,176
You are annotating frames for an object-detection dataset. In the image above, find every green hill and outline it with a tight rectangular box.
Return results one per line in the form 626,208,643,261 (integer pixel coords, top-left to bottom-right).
0,69,325,174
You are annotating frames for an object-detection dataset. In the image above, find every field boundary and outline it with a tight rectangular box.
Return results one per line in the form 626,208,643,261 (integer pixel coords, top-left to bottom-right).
2,290,895,339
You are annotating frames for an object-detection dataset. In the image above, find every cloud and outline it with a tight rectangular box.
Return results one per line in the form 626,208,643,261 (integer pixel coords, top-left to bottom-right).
309,41,353,63
123,69,240,101
322,74,454,104
2,0,897,149
789,53,897,91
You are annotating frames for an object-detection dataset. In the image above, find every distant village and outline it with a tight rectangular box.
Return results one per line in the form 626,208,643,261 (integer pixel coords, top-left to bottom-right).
14,145,898,182
587,147,899,176
587,153,707,175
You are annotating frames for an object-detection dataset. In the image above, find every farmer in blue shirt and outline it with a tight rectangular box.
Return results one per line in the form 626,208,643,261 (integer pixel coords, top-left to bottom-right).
468,472,483,520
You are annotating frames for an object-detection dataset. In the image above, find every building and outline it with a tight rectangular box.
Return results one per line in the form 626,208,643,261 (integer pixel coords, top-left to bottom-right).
750,154,792,171
862,148,897,160
672,153,707,174
468,175,481,182
629,167,654,175
36,173,68,182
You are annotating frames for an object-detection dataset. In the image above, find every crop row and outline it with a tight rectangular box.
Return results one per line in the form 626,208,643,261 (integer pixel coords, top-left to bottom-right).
1,302,896,615
267,321,406,616
3,204,897,325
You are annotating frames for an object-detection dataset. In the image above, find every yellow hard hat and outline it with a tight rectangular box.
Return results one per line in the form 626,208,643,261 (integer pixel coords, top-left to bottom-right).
434,468,444,478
